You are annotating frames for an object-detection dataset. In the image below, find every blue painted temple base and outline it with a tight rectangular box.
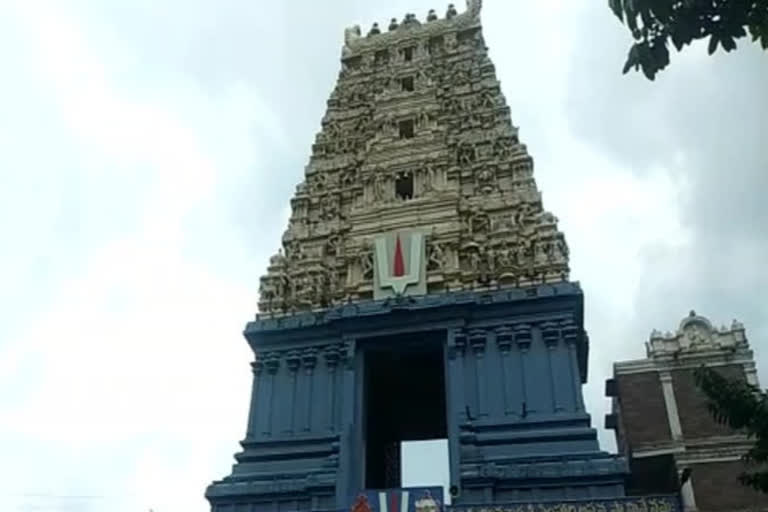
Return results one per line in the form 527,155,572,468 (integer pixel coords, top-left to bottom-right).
204,283,659,511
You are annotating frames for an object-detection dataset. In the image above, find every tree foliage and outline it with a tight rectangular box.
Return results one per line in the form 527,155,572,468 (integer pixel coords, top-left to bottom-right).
608,0,768,80
694,365,768,493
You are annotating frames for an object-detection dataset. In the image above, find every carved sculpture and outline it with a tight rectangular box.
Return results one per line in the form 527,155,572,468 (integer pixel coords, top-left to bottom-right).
257,1,569,314
427,240,448,271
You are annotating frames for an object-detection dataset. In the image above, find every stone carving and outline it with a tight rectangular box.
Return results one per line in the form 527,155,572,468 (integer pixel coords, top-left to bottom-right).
256,1,568,315
358,245,374,280
475,165,496,194
646,311,750,358
450,496,678,512
427,240,448,271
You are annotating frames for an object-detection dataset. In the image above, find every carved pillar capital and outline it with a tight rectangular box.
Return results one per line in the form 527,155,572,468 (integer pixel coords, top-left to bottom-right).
302,348,319,374
286,350,301,373
560,319,579,346
324,345,341,372
251,359,264,376
340,339,355,370
264,352,281,374
541,321,560,349
513,323,532,351
469,329,487,356
496,326,513,353
449,328,468,360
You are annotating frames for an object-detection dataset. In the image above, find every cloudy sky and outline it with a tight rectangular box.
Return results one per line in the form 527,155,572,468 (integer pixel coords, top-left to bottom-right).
0,1,766,510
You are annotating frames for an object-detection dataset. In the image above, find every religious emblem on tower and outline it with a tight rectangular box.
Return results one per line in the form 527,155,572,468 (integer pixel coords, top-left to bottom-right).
373,231,426,299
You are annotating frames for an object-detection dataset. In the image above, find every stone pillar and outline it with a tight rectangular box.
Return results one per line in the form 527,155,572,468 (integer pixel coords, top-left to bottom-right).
263,352,280,437
514,324,532,416
285,351,301,433
541,321,562,413
659,371,683,441
495,326,514,416
680,469,697,511
324,345,341,432
339,339,358,500
470,329,488,417
561,319,584,412
246,359,264,439
447,327,467,498
302,348,318,433
450,328,468,420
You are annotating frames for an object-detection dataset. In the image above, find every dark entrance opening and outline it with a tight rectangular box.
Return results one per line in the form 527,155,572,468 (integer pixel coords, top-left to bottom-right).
362,332,447,489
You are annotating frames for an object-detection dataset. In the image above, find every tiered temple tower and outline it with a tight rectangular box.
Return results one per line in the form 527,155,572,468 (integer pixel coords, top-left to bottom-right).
206,2,675,511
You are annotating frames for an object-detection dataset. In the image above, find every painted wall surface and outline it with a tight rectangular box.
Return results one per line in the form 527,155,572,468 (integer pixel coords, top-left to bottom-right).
206,284,628,512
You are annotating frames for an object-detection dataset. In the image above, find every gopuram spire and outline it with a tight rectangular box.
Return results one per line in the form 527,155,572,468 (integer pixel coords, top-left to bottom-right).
258,0,569,316
207,4,640,511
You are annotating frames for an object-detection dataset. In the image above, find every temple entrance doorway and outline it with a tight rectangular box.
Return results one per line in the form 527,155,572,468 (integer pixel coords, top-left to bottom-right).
361,331,448,490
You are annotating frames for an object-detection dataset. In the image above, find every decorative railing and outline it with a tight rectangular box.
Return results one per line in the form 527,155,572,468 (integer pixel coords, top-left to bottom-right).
349,488,680,512
448,496,681,512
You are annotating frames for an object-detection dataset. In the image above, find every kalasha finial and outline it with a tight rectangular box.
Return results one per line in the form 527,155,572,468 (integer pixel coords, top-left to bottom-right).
402,13,418,26
367,22,381,36
427,9,438,22
446,3,458,19
388,17,399,31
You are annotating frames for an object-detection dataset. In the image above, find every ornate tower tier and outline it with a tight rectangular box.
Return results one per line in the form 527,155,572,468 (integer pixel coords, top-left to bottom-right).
257,0,568,316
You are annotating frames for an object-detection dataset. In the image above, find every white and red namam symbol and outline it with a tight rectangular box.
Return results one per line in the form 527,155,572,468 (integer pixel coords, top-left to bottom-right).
373,231,426,298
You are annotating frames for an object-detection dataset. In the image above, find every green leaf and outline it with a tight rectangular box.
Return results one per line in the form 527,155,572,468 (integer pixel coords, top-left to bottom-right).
609,0,624,21
748,24,760,41
652,40,670,68
708,34,719,54
637,42,657,79
627,11,639,33
641,62,657,80
623,45,638,74
721,35,737,51
671,31,684,50
640,8,654,30
647,0,672,21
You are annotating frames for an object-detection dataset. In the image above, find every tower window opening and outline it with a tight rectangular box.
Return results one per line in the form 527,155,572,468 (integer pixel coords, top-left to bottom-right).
402,46,415,62
401,76,415,92
395,172,414,200
375,50,390,66
428,36,444,55
399,119,415,139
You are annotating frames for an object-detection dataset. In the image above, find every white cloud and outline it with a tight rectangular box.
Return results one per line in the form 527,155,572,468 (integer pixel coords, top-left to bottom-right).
1,1,765,511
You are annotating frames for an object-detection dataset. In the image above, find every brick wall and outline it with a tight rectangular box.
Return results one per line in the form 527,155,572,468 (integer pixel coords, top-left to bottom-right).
616,372,671,447
672,365,744,440
692,460,768,511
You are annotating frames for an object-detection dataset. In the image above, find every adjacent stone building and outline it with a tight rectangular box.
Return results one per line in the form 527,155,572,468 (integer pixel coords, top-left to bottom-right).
606,311,767,511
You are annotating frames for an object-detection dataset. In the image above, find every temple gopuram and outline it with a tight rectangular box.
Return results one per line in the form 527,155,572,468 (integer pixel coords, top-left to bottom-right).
206,2,684,511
